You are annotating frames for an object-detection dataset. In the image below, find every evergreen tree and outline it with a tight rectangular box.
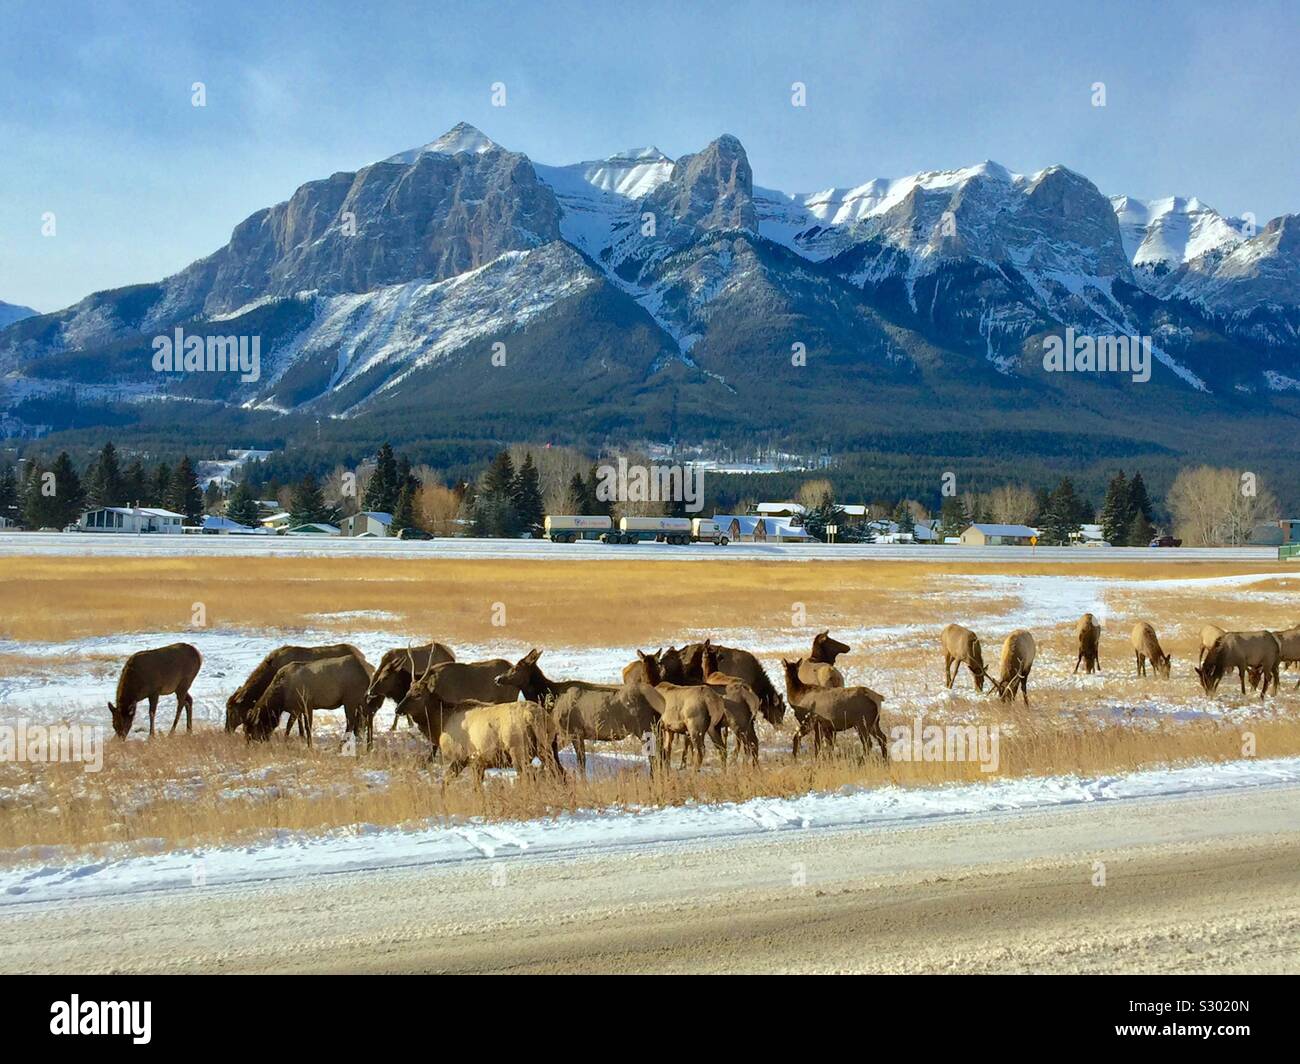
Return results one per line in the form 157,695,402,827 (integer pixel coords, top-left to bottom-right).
472,451,521,537
122,460,148,507
23,452,84,529
167,457,204,524
1126,509,1155,548
151,463,171,508
85,441,124,508
0,464,17,524
892,500,916,537
289,473,328,526
362,443,400,514
1099,471,1133,544
938,495,969,540
586,464,614,517
1031,486,1052,526
566,472,591,514
1127,473,1154,523
391,483,420,534
511,453,545,536
225,481,260,528
802,490,845,542
1040,477,1084,545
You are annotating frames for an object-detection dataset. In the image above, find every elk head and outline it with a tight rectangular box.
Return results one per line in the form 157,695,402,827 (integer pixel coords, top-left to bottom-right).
107,701,133,739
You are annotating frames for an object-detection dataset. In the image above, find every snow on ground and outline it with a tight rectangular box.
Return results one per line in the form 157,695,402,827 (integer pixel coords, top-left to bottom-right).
3,756,1298,907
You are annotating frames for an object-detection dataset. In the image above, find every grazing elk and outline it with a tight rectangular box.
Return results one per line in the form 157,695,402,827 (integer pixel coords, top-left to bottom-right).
366,643,455,727
1074,613,1102,674
494,649,660,773
392,657,520,730
430,699,563,784
1199,625,1225,665
636,652,727,770
1131,622,1172,679
245,654,380,747
108,643,202,739
1196,631,1281,699
780,659,887,760
678,641,785,724
940,624,987,691
1271,625,1300,689
991,630,1036,704
226,643,366,732
798,630,850,687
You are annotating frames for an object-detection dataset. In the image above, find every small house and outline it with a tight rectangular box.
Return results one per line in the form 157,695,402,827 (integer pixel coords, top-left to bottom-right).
77,506,186,534
959,523,1038,547
340,511,393,538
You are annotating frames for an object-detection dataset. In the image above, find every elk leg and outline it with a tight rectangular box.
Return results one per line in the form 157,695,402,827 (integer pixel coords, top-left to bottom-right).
148,695,159,737
871,719,889,759
855,721,871,759
944,655,955,689
1021,674,1030,705
1073,651,1082,674
170,693,185,734
573,737,586,775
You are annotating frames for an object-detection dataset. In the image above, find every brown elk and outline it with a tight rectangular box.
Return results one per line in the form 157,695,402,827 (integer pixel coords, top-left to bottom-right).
1074,613,1101,674
493,649,660,773
678,641,784,724
1196,631,1281,698
798,630,850,687
108,643,202,739
780,659,887,760
393,657,520,729
940,624,987,691
1272,625,1300,689
245,654,380,747
1131,622,1171,679
366,642,455,727
991,630,1036,704
621,645,687,685
226,643,366,732
636,651,727,769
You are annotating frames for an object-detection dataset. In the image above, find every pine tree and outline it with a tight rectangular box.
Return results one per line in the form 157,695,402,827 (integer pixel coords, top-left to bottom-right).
86,441,124,508
802,490,845,542
225,481,260,528
1126,509,1154,548
1127,473,1154,523
122,460,148,507
362,443,400,514
23,452,84,529
167,457,204,524
511,453,545,536
472,451,521,537
391,483,420,535
586,464,614,517
566,472,591,514
1041,477,1084,545
938,495,969,540
151,463,171,508
1099,471,1133,544
203,480,223,514
289,474,328,526
892,500,916,537
0,464,17,524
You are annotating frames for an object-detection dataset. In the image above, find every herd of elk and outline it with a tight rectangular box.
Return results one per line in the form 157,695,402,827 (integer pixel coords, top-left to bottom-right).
105,613,1298,771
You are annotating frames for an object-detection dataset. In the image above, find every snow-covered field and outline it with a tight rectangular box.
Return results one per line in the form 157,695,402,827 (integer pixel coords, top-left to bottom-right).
4,756,1299,908
0,531,1280,562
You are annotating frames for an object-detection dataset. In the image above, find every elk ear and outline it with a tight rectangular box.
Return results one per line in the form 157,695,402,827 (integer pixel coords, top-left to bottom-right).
107,701,116,716
524,648,541,663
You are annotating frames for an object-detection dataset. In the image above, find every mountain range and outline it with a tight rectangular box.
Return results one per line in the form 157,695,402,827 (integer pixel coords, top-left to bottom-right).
2,122,1297,501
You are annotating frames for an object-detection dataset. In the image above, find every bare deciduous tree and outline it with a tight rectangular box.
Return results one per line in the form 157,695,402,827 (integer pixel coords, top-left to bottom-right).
1167,466,1279,545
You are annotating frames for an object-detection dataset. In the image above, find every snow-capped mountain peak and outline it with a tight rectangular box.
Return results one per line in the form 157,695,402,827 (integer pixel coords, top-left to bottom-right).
384,122,500,164
1110,193,1247,272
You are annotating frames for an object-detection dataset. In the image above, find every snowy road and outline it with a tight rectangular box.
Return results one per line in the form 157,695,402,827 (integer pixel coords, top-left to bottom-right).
0,531,1282,563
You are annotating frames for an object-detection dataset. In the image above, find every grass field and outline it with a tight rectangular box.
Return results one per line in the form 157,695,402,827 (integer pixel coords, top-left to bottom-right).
2,554,1298,858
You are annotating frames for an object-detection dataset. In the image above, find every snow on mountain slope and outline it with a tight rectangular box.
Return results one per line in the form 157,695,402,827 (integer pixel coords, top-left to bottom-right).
251,242,600,415
384,121,500,163
1111,194,1246,272
534,147,673,258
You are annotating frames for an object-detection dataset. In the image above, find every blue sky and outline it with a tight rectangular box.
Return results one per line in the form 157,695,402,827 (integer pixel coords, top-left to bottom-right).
3,0,1297,312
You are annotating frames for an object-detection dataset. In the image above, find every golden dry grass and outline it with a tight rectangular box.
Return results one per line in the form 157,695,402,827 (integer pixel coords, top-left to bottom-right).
3,553,1300,860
